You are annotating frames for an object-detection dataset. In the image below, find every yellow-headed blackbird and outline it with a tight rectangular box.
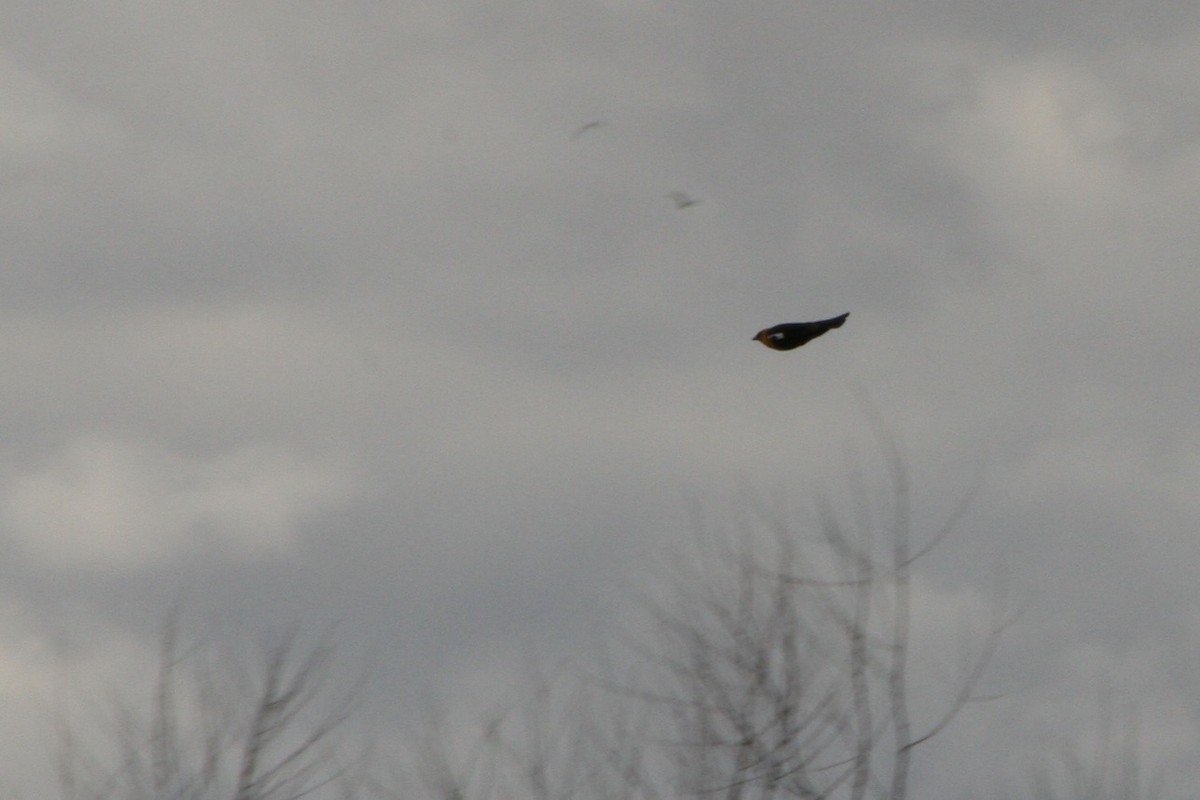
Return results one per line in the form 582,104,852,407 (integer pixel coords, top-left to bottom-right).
753,313,849,351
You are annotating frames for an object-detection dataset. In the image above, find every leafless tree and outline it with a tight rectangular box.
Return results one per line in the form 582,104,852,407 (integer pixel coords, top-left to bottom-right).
413,434,1007,799
613,455,1006,799
51,440,1007,800
1025,696,1164,800
53,616,367,800
401,663,669,800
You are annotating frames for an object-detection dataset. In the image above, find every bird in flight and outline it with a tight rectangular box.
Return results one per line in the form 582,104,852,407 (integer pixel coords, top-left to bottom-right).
571,120,606,139
753,313,849,351
667,191,701,209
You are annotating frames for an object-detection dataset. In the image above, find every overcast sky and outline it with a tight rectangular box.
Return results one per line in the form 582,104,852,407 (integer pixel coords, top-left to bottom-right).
3,2,1200,797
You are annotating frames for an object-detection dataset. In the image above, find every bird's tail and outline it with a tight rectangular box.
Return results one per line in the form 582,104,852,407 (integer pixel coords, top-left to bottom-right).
828,312,850,328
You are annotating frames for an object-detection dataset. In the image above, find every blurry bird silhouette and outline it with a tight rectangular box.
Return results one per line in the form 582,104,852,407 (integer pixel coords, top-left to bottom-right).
753,313,849,351
667,191,701,209
571,120,606,139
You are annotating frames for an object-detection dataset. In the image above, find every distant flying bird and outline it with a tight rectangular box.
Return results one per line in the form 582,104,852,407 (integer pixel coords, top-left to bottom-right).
571,120,606,139
667,191,701,209
753,313,849,351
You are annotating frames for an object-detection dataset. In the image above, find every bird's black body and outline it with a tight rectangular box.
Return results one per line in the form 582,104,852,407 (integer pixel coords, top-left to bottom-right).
753,313,849,351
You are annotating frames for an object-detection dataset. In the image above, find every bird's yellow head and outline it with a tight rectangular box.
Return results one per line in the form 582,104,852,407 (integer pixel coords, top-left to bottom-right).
753,329,779,349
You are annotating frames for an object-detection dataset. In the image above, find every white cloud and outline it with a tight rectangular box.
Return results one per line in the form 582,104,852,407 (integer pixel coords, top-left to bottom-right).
1,434,359,568
906,46,1133,207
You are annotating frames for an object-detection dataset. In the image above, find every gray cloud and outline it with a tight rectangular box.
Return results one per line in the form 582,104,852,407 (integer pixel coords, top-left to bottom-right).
2,2,1199,796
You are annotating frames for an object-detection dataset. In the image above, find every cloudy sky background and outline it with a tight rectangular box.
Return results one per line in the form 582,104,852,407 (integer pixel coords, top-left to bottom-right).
2,2,1200,796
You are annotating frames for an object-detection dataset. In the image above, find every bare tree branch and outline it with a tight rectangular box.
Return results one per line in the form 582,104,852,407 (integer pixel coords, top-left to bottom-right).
53,618,366,800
